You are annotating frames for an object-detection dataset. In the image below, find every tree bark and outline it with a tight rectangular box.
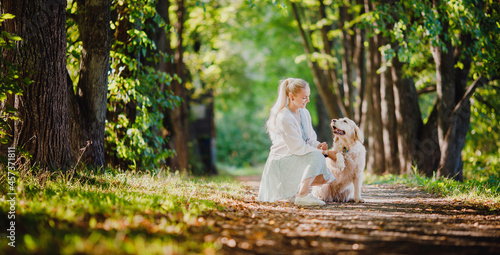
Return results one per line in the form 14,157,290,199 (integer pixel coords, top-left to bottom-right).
153,0,174,155
353,0,367,124
380,69,398,174
167,0,189,171
318,0,346,118
436,40,475,181
364,0,385,174
315,92,333,144
339,4,356,119
71,0,110,169
380,38,399,174
392,53,423,175
431,0,460,180
416,103,441,176
2,0,72,170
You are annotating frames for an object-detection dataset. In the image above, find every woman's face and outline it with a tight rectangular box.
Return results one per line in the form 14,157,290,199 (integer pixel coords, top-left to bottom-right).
290,87,310,109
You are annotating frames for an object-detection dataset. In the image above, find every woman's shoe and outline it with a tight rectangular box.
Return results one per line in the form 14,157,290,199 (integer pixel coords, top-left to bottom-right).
294,193,326,206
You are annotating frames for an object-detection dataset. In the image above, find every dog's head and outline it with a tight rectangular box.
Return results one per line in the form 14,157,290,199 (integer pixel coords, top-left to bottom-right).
331,118,364,144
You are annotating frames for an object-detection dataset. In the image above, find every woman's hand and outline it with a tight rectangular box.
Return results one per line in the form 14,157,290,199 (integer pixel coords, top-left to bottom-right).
317,142,328,151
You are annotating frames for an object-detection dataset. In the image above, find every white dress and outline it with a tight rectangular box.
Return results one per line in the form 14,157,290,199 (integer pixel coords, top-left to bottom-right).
258,106,336,202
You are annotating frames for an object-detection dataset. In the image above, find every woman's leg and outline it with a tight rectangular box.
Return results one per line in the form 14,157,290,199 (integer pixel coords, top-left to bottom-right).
297,176,314,197
311,174,328,186
297,175,328,197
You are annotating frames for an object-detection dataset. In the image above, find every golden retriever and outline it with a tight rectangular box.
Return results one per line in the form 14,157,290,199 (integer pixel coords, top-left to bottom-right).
312,117,366,203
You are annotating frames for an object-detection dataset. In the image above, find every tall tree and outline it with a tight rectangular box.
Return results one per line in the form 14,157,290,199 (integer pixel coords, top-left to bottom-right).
364,0,385,174
380,38,399,174
391,55,422,175
167,0,190,171
69,0,110,169
430,0,459,179
2,0,72,169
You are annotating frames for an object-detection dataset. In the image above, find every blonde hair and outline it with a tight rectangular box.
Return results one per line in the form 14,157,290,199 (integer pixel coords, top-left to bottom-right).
266,78,310,136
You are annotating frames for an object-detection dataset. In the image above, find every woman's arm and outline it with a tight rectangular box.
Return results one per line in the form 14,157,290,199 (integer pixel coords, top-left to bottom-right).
277,113,321,156
303,108,322,148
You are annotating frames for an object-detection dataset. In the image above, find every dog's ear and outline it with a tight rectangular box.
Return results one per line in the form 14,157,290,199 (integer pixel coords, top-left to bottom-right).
354,124,364,143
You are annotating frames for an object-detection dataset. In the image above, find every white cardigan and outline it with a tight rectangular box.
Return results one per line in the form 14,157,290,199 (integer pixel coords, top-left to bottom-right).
269,107,322,156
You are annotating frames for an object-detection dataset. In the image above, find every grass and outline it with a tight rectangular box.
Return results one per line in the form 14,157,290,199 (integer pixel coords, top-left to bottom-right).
364,152,500,211
0,168,248,254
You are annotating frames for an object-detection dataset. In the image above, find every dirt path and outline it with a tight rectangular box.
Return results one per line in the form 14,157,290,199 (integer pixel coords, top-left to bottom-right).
203,175,500,254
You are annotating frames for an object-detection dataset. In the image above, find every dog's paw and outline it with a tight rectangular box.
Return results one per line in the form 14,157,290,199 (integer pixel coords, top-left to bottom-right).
354,197,365,203
335,153,345,171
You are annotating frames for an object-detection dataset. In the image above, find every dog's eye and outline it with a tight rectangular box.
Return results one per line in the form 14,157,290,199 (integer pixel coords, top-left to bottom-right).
343,120,347,123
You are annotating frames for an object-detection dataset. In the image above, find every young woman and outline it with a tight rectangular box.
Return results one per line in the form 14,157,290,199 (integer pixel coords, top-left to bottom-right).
258,78,338,206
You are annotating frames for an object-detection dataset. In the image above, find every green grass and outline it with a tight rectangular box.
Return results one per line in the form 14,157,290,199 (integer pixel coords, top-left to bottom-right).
365,154,500,211
0,168,247,254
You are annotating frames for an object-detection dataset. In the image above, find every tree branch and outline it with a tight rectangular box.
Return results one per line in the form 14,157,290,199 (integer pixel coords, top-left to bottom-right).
451,76,488,118
291,2,312,55
417,85,436,95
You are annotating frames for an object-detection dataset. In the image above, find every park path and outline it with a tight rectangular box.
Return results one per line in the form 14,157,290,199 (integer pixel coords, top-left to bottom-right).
202,175,500,255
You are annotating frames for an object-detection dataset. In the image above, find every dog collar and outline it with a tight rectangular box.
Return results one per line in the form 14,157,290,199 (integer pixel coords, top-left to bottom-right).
343,147,348,153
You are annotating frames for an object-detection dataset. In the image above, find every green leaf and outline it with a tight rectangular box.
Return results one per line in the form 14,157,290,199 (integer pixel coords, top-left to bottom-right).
0,13,15,21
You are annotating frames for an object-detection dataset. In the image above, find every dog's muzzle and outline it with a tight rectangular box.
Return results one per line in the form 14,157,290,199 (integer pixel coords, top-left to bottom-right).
331,119,346,136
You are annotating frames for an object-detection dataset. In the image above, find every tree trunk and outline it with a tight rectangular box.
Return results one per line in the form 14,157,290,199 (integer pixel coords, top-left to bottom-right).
432,41,457,179
167,0,189,171
318,0,346,118
436,34,476,181
2,0,72,170
431,0,460,180
442,76,486,179
379,38,399,174
71,0,110,169
339,5,355,119
353,0,367,124
153,0,175,163
315,92,333,144
416,104,441,176
153,0,170,92
392,54,422,175
364,0,385,174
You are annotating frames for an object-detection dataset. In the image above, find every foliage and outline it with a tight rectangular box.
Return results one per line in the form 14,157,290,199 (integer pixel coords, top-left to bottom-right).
106,0,180,170
216,109,271,167
0,14,30,145
66,0,179,170
468,83,500,155
0,168,246,254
